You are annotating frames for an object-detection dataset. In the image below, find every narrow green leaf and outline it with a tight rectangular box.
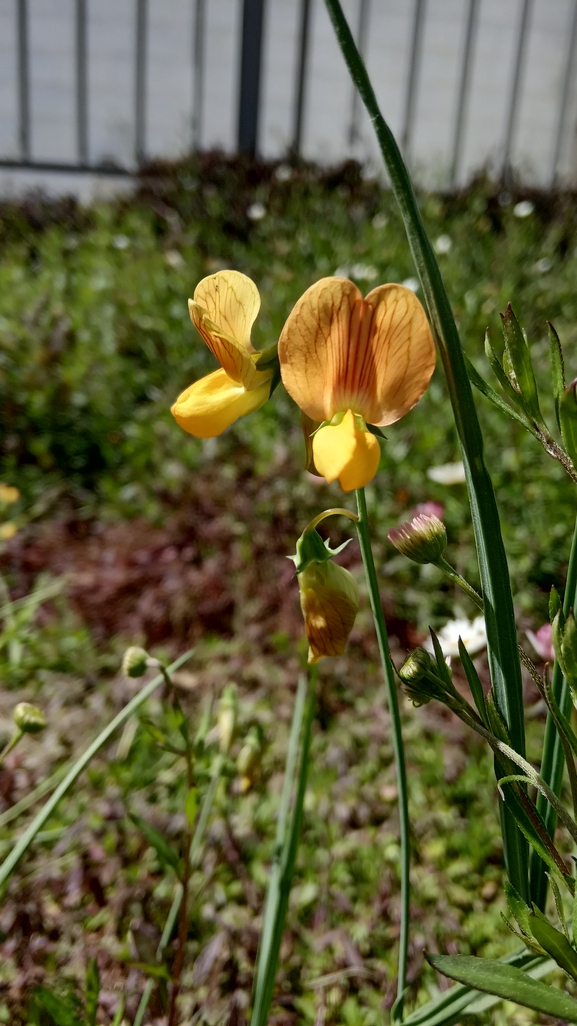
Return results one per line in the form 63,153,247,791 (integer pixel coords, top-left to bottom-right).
140,719,167,745
458,638,489,726
130,814,181,875
85,958,100,1026
501,305,543,422
429,629,453,689
465,353,533,431
572,884,577,944
484,330,525,411
428,954,577,1021
111,998,126,1026
549,321,565,430
550,585,562,623
560,381,577,467
185,787,198,829
528,914,577,982
128,961,170,979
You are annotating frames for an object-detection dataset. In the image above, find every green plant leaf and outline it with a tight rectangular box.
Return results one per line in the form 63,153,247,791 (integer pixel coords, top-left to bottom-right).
501,305,543,423
428,954,577,1021
549,321,565,430
185,787,198,828
111,998,126,1026
548,872,570,940
32,987,83,1026
458,638,488,726
130,814,181,875
560,381,577,468
84,958,100,1026
505,882,532,938
465,353,532,431
529,913,577,981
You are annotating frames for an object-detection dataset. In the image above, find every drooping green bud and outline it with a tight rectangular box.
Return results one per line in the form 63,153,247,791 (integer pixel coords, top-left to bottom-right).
237,723,265,791
122,647,150,678
218,683,238,755
13,702,46,734
388,513,447,565
549,585,562,624
560,379,577,468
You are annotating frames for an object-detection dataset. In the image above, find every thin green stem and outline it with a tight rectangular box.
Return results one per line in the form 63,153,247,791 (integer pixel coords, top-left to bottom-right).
0,650,194,892
324,0,527,900
356,488,409,1019
436,558,483,611
0,730,23,769
531,512,577,907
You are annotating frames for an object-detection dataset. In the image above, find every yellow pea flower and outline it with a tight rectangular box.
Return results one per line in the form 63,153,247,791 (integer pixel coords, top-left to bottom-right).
278,278,436,491
171,270,277,438
298,559,359,664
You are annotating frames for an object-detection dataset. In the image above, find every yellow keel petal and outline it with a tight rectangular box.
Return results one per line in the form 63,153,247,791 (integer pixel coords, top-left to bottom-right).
312,409,380,491
171,368,270,438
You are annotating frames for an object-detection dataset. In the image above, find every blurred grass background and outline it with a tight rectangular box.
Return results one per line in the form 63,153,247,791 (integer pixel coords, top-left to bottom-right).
0,157,575,1023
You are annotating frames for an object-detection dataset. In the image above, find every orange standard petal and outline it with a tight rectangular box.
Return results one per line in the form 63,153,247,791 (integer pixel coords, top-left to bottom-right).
188,270,261,388
312,410,381,491
278,277,435,427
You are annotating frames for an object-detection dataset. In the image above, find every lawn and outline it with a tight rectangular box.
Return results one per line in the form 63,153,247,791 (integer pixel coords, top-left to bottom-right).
0,156,575,1024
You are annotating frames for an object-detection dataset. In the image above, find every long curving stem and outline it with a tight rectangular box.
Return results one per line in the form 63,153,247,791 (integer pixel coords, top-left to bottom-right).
356,488,410,1020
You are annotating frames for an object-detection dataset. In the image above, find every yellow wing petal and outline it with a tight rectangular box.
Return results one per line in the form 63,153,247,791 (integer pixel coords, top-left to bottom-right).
361,283,436,426
279,278,362,423
171,368,271,438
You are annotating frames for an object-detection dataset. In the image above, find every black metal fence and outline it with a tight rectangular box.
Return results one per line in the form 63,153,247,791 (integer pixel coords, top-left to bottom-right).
1,0,577,188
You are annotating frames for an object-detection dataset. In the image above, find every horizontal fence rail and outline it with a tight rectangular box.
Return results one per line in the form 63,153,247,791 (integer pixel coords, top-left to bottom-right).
0,0,576,190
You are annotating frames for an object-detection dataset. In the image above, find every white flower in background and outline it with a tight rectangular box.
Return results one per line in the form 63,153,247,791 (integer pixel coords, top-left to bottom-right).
434,234,452,254
334,264,350,277
402,277,420,292
247,202,266,221
513,200,534,218
275,164,292,182
426,615,487,659
350,262,378,282
372,212,388,230
113,234,130,249
427,461,466,485
526,623,555,662
536,257,552,274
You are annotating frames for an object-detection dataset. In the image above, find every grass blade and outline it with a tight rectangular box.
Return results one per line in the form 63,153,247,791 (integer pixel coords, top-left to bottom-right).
323,0,527,899
0,650,194,894
251,668,316,1026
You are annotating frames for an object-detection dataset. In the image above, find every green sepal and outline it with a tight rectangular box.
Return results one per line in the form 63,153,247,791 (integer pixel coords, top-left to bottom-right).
529,912,577,981
548,321,565,431
501,304,543,423
547,872,570,940
550,586,562,624
560,380,577,468
428,629,454,691
506,881,533,939
288,526,351,575
367,423,387,439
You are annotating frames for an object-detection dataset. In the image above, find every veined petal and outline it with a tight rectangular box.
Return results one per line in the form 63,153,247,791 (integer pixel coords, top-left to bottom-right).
189,270,261,385
278,277,435,426
312,409,380,491
171,367,271,438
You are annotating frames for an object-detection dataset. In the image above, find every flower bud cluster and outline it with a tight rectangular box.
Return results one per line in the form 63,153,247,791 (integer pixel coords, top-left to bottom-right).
388,513,447,565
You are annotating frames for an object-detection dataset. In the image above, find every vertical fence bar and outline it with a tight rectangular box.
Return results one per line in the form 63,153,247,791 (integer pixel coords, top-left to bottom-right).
292,0,312,155
135,0,147,166
17,0,30,161
76,0,88,164
550,0,577,188
401,0,426,163
192,0,205,151
348,0,370,149
238,0,266,156
449,0,479,189
501,0,532,184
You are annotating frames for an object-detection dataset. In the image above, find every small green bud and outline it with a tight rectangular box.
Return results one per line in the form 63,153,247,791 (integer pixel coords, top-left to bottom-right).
122,647,149,678
388,513,447,565
237,724,265,791
13,702,46,734
218,683,238,755
398,649,439,706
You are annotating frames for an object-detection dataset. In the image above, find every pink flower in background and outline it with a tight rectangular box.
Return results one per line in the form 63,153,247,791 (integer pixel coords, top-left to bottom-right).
526,623,555,662
413,501,445,520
